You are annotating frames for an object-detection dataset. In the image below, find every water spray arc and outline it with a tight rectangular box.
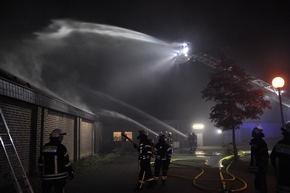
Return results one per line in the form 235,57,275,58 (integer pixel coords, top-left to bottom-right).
36,19,169,45
96,109,158,136
90,90,188,138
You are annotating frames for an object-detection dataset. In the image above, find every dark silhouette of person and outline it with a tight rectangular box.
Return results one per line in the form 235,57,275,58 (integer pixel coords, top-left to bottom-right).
153,134,172,185
270,121,290,193
134,130,154,191
38,129,74,193
188,132,197,153
249,126,269,193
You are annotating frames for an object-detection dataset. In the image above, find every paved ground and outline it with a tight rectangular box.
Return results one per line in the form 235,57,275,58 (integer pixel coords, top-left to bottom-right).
66,147,276,193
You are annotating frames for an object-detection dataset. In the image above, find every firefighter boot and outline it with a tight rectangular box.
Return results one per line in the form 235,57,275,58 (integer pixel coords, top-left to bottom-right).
134,182,144,191
135,171,146,191
152,176,159,185
145,178,155,189
161,176,167,185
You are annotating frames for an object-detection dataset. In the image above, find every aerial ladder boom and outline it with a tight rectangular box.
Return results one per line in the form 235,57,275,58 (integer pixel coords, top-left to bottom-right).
175,51,290,108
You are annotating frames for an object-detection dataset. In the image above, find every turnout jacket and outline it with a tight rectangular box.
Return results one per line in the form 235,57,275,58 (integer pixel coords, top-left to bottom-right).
154,141,172,161
138,138,153,161
270,136,290,193
38,139,73,180
249,137,269,173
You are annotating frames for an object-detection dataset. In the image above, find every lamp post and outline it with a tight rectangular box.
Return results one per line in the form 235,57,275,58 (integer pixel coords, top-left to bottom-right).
272,77,285,127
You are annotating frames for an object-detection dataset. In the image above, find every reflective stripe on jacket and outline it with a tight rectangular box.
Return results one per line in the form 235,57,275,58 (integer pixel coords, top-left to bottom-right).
138,140,153,160
38,140,73,180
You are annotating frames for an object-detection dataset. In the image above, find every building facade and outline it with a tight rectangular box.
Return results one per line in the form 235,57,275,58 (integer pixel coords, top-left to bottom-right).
0,68,103,181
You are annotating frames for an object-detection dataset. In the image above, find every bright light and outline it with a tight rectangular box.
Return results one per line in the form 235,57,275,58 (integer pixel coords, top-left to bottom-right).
172,42,191,65
272,76,286,127
192,123,204,130
182,43,189,56
272,77,285,88
217,129,222,134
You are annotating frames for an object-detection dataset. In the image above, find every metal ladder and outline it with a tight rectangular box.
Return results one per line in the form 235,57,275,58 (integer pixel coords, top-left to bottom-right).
0,108,34,193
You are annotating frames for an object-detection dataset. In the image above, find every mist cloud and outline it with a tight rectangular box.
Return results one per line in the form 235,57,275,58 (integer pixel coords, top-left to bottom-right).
0,19,183,118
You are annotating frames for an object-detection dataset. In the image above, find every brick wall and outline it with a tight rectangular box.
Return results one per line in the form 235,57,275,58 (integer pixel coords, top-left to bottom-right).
94,122,103,154
0,75,104,193
0,97,34,174
80,119,94,158
0,95,103,182
35,107,43,167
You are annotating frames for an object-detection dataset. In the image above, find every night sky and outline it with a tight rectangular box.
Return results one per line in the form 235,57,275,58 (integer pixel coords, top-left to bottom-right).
1,1,290,123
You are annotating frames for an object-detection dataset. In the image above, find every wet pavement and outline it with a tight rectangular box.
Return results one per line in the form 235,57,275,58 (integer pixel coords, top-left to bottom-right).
66,147,276,193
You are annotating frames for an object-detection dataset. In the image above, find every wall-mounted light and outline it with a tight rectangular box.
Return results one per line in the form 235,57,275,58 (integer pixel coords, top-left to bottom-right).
192,123,204,130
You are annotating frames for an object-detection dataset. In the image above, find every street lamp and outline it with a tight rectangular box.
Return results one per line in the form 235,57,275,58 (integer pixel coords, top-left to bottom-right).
216,129,222,134
272,77,285,127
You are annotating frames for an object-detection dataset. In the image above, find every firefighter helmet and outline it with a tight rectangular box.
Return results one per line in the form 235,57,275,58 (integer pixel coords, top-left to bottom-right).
285,121,290,132
158,134,165,141
282,121,290,135
50,129,66,138
252,125,263,134
137,129,148,139
252,125,264,138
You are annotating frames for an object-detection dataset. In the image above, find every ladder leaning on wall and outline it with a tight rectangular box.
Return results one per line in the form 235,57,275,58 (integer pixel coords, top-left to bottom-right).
0,108,34,193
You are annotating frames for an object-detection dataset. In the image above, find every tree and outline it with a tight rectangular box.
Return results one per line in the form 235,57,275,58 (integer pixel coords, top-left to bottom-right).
201,50,271,159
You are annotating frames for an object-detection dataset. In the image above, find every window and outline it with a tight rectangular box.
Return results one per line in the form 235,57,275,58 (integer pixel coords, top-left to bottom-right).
113,132,122,141
113,131,133,141
123,132,132,141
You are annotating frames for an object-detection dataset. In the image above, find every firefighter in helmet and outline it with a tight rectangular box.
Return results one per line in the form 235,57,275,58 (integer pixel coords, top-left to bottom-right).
165,131,173,149
38,129,74,193
249,125,269,193
134,129,154,190
270,121,290,193
153,133,172,185
188,132,197,153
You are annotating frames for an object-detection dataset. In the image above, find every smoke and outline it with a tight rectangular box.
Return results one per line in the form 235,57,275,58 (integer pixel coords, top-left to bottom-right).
0,19,193,136
1,20,175,105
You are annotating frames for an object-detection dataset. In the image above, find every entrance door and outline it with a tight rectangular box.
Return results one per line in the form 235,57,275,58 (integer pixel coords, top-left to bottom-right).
196,133,203,147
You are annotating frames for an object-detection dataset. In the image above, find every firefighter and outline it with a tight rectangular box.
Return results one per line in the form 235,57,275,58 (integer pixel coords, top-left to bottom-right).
38,129,74,193
270,121,290,193
153,134,172,185
249,126,269,193
134,130,154,191
165,131,173,151
188,132,197,153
